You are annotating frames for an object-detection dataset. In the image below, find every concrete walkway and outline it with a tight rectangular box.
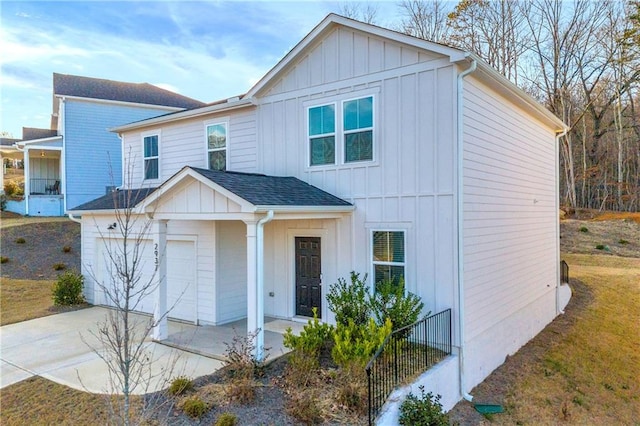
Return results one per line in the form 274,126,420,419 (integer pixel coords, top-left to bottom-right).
0,307,224,394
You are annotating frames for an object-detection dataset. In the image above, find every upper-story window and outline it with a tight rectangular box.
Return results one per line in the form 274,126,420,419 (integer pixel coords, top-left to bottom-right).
143,134,159,180
307,95,374,167
372,230,405,289
308,104,335,166
344,96,373,162
207,122,227,171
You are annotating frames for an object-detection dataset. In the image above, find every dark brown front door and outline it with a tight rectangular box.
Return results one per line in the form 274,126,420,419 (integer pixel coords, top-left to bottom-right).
295,237,321,318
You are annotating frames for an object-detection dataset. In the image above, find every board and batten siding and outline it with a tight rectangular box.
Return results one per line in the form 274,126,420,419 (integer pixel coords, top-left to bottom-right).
255,26,459,317
64,101,175,210
462,76,559,387
121,108,258,189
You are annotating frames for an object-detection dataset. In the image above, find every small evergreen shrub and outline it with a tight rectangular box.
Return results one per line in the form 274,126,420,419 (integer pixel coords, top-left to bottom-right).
52,270,84,305
284,350,320,388
332,318,392,367
0,256,8,264
283,307,334,356
168,376,193,396
579,226,589,233
327,271,371,328
399,385,449,426
370,277,425,333
619,239,629,245
53,263,66,271
215,412,238,426
182,396,208,419
62,245,72,253
15,237,25,244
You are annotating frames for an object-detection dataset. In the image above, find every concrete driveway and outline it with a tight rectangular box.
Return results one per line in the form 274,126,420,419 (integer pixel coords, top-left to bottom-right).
0,307,224,394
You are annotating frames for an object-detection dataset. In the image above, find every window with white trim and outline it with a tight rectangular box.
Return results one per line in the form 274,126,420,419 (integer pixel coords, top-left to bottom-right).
372,230,405,289
308,104,335,166
207,122,227,171
143,134,159,180
344,96,373,162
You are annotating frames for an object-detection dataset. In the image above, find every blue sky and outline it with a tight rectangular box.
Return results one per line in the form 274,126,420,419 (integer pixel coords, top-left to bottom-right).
0,1,401,138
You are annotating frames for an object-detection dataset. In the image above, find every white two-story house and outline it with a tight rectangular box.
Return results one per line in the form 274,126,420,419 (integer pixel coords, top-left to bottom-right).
70,15,570,411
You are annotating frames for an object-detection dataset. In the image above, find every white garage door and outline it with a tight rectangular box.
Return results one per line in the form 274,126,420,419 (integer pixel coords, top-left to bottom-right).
167,240,196,323
95,238,196,323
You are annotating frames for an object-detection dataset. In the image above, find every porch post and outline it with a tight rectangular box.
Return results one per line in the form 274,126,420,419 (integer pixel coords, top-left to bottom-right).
244,220,261,359
23,148,29,215
152,219,168,340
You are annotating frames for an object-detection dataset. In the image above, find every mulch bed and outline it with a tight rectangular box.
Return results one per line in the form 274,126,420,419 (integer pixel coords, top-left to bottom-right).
1,222,81,279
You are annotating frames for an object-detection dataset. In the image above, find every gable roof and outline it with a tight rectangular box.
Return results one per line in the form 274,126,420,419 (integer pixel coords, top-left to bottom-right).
22,127,57,141
69,187,158,212
189,167,352,207
53,73,206,109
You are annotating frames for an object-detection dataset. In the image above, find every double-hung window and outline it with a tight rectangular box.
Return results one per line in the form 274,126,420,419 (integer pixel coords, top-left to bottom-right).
308,104,336,166
372,231,405,289
344,96,373,162
308,95,374,166
207,122,227,171
143,134,159,180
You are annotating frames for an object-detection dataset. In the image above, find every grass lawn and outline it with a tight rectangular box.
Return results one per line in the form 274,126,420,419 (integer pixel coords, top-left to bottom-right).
492,254,640,424
0,279,56,326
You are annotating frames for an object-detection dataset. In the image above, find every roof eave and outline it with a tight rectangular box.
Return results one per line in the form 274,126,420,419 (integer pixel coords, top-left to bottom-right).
254,205,354,213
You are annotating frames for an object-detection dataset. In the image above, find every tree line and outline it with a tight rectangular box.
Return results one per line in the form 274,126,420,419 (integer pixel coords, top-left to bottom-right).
343,0,640,212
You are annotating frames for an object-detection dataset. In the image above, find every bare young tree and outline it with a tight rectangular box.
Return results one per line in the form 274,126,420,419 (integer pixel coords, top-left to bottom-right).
398,0,453,43
339,1,379,24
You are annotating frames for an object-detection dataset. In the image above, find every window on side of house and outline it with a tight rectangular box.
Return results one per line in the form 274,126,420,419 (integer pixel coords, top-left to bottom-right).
372,230,405,289
143,134,159,180
344,96,373,163
308,104,336,166
207,123,227,171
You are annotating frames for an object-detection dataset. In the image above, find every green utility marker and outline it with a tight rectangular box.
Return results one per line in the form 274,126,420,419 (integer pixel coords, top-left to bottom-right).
474,404,504,414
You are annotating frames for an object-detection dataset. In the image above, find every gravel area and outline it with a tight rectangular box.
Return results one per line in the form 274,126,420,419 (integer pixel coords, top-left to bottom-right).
1,220,81,279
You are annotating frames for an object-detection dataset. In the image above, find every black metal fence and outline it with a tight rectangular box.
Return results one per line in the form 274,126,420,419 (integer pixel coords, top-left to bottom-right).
561,260,569,284
30,178,60,195
365,309,452,425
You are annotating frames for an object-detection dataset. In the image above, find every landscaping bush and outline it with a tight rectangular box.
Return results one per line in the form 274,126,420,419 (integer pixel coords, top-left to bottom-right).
398,385,449,426
15,237,25,244
327,271,371,328
225,376,256,403
0,193,6,211
215,412,238,426
52,270,84,305
0,256,8,264
4,180,22,197
181,396,208,419
335,362,367,414
284,350,320,388
53,263,66,271
370,277,425,333
168,376,193,396
62,245,72,253
283,307,334,356
332,318,392,367
579,226,589,233
223,328,269,379
286,391,323,425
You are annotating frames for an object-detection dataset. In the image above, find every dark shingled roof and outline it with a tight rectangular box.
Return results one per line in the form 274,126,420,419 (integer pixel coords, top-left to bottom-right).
53,73,205,109
22,127,58,141
69,188,158,211
190,168,352,207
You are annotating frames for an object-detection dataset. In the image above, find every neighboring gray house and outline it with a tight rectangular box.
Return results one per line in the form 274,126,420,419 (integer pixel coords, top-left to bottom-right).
70,15,570,413
9,73,204,216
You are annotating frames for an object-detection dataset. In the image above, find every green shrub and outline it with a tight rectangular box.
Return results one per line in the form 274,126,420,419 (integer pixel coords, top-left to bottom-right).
327,271,371,328
619,239,629,245
284,350,320,388
168,376,193,396
0,256,8,264
4,181,22,197
399,385,449,426
52,270,84,305
579,226,589,233
332,318,392,367
215,412,238,426
370,277,425,333
181,396,208,419
15,237,25,244
53,263,66,271
283,307,334,356
62,245,72,253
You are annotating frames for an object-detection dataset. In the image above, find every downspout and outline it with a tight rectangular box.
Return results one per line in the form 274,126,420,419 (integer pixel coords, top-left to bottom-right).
256,209,274,360
456,57,477,403
67,213,82,224
555,128,569,315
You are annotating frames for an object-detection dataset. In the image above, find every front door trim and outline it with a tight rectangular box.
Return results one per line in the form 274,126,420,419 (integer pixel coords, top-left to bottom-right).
287,228,328,320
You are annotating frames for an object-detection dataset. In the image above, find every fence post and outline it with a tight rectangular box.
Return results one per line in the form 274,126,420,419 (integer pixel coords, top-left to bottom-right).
367,366,372,426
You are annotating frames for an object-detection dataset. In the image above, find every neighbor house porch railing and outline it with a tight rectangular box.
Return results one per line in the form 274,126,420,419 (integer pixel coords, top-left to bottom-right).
365,308,452,425
561,260,569,284
30,178,60,195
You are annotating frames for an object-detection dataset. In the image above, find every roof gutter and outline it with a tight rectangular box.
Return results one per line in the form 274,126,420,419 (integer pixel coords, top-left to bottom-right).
555,127,569,316
456,55,477,403
255,210,274,361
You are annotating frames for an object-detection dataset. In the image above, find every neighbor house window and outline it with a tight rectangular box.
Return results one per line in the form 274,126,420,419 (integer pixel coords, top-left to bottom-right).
372,231,405,288
344,96,373,162
308,104,335,166
143,134,159,180
207,122,227,171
